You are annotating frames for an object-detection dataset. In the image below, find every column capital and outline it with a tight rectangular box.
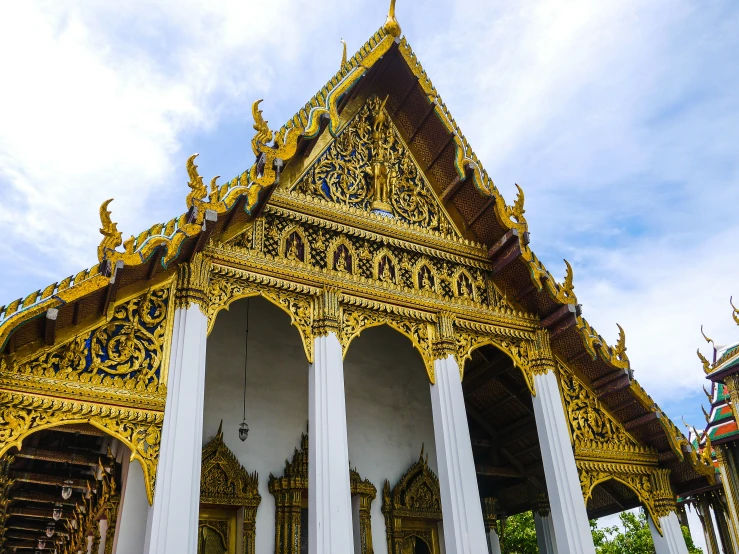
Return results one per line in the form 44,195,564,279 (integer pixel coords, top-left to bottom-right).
175,252,211,313
432,312,456,360
531,329,556,375
312,288,341,336
535,493,551,518
652,468,678,519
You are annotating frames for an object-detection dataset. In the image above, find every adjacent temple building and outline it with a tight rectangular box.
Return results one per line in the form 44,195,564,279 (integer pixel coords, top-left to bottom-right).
678,306,739,553
0,4,717,554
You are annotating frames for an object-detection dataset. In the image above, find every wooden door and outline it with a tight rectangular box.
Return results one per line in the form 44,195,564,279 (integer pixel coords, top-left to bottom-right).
198,507,238,554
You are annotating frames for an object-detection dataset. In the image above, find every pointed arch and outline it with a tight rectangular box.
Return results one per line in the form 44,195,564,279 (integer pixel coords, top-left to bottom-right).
340,306,435,382
372,247,400,284
206,276,315,362
0,400,162,504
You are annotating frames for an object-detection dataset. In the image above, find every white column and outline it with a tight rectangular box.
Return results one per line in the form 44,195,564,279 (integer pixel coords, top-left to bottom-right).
112,456,150,554
532,369,595,554
430,354,488,554
486,527,502,554
309,332,354,554
649,512,689,554
534,513,558,554
97,519,108,554
145,305,208,554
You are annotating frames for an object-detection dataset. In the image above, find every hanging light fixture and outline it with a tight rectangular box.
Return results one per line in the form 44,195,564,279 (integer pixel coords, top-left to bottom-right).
46,521,55,537
61,479,73,500
52,503,62,521
238,299,250,442
70,518,77,530
37,539,46,549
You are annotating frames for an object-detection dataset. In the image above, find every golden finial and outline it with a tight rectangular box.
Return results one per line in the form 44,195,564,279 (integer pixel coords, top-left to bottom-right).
697,348,712,374
702,404,710,423
341,39,348,70
703,384,713,403
731,296,739,326
511,184,526,223
209,176,220,203
384,0,401,38
614,324,628,361
186,154,207,209
561,260,574,297
251,99,273,156
701,325,715,347
98,199,122,263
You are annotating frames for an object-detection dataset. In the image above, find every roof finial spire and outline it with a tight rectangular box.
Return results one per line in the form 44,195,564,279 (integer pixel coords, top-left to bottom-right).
384,0,401,38
341,39,347,70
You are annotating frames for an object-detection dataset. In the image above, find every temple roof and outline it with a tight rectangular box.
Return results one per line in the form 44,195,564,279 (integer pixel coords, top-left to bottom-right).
0,3,714,492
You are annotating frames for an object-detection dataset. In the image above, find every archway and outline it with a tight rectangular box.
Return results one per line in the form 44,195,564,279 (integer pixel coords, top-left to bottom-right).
205,296,309,554
344,325,437,554
460,343,548,521
0,423,124,553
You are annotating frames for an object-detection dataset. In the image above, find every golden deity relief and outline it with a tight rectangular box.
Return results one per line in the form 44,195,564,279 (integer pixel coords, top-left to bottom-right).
293,95,450,234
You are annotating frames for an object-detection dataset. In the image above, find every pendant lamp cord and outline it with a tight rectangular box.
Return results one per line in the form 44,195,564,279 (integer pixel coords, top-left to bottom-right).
243,299,250,421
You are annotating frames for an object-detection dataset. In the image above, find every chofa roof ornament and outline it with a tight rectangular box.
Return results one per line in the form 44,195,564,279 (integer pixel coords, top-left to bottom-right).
384,0,401,38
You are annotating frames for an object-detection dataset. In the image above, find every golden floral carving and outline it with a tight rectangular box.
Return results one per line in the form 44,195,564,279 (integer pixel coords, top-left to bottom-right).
0,391,161,504
560,371,633,446
2,288,171,397
292,95,452,234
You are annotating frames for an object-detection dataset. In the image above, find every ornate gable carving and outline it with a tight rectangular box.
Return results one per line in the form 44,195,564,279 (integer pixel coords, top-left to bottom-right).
291,95,456,236
382,446,442,521
200,422,260,507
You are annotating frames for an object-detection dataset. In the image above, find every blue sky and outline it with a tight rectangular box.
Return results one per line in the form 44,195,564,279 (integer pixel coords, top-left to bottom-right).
0,0,738,526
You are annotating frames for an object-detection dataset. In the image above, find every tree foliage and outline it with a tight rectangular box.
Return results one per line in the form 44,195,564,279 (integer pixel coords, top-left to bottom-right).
497,509,702,554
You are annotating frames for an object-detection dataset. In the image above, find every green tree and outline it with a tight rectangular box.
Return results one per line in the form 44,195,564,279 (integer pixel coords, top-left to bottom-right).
499,508,703,554
500,511,538,554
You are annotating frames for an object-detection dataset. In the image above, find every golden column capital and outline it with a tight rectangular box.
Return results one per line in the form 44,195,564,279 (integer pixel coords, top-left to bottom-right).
175,251,211,313
312,288,341,337
530,329,556,376
432,312,456,360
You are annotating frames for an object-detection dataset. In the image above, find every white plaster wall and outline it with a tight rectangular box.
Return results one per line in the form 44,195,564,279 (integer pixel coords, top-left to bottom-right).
344,326,438,554
204,297,309,554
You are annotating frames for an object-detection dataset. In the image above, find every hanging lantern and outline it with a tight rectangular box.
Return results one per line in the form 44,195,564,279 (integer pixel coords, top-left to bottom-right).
46,522,55,537
238,300,250,442
37,539,46,549
53,503,62,521
71,518,77,530
239,421,249,442
61,479,73,500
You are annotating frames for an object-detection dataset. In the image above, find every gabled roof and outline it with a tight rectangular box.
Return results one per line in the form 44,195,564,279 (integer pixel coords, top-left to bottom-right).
0,3,713,490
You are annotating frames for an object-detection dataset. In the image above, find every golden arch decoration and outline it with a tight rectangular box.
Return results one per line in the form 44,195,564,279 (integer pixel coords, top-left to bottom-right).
339,304,435,383
0,391,162,504
206,270,316,362
280,224,310,265
200,422,261,554
577,461,675,535
452,325,538,392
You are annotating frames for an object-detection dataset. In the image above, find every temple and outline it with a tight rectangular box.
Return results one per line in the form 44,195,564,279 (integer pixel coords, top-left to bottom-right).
0,4,717,554
679,305,739,553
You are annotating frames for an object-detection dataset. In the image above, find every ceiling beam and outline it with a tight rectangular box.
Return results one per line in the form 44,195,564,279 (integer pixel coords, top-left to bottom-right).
15,446,103,467
11,471,90,489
